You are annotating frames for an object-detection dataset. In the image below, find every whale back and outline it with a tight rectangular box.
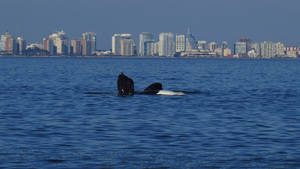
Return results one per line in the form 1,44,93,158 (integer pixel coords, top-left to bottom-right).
117,73,134,96
144,83,162,91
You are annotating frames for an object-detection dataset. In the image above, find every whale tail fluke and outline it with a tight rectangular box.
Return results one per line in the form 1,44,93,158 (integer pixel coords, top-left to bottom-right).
117,73,134,96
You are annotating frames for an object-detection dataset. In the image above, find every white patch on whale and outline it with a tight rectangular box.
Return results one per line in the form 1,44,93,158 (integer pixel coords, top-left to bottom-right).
156,90,185,96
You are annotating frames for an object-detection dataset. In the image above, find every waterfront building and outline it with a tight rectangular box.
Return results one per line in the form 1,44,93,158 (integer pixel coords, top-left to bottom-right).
81,32,96,55
16,37,26,55
221,41,229,49
26,43,43,50
176,34,185,52
185,28,196,52
48,30,68,55
215,48,223,56
158,32,175,57
208,42,217,52
239,37,252,53
112,34,134,56
260,41,285,58
248,49,258,58
144,41,155,56
153,41,160,56
70,39,81,56
80,39,92,56
251,43,261,57
234,41,247,56
223,48,232,57
285,46,300,58
0,32,15,55
197,41,207,50
43,38,55,55
120,38,135,56
139,32,154,56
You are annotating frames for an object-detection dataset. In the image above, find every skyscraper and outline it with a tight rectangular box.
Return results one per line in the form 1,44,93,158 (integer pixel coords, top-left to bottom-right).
139,32,154,56
239,37,252,53
197,41,207,50
16,37,26,55
81,32,96,55
120,38,135,56
159,32,175,57
112,34,135,56
234,41,247,56
260,41,285,58
176,34,186,52
48,31,68,55
43,38,55,55
185,28,196,51
208,42,217,52
0,32,15,55
70,39,81,56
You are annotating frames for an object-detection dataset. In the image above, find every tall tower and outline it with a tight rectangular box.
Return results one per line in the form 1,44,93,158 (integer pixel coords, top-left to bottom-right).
48,30,68,55
185,27,196,51
139,32,154,56
176,34,185,52
112,34,135,56
16,37,26,55
159,32,175,57
81,32,96,55
234,41,247,56
0,32,16,55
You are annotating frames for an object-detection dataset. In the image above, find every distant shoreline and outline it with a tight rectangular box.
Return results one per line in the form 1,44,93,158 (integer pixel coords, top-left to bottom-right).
0,55,298,59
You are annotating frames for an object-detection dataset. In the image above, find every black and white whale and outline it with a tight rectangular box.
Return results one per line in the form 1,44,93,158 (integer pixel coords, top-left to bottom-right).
117,73,184,96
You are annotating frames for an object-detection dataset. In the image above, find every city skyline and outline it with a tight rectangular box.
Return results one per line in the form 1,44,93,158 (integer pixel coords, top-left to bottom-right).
1,0,300,49
1,29,299,58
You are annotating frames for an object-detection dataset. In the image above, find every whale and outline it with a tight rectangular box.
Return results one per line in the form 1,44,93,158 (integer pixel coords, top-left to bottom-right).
85,73,189,96
117,73,185,96
118,73,134,96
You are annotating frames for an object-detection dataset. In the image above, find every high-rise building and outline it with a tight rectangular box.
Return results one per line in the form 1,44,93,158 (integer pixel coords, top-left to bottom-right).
251,43,261,57
0,32,15,55
260,41,285,58
112,34,135,56
159,32,175,57
80,39,92,56
197,41,207,50
153,41,160,56
16,37,26,55
81,32,96,55
120,38,135,56
139,32,154,56
221,41,229,49
47,30,68,55
185,28,196,52
43,38,55,55
176,34,185,52
234,41,247,56
144,41,155,56
239,37,252,53
208,42,217,52
70,39,81,56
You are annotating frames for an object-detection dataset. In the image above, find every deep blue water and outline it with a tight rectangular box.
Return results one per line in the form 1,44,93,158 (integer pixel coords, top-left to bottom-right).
0,57,300,169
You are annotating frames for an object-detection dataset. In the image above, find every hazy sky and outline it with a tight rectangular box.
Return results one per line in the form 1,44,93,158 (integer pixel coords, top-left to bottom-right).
0,0,299,49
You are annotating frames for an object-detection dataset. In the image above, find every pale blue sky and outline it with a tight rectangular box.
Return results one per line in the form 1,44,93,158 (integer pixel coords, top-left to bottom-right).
0,0,299,49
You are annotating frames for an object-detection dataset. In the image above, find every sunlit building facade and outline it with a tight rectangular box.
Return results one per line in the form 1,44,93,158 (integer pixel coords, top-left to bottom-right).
159,32,175,57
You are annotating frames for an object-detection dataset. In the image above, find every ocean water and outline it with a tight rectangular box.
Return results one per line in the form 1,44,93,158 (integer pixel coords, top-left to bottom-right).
0,57,300,169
